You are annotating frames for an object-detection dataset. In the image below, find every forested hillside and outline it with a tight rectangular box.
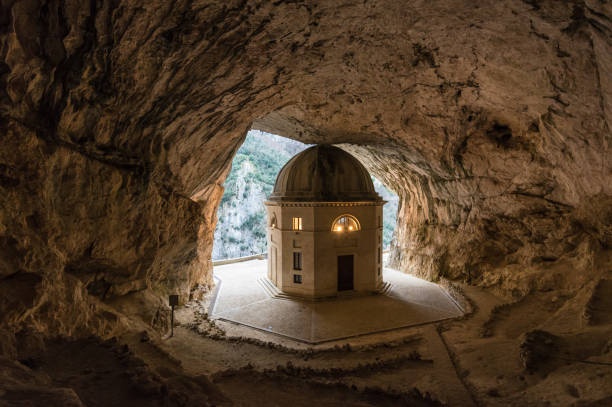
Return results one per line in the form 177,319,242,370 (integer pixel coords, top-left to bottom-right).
213,131,398,260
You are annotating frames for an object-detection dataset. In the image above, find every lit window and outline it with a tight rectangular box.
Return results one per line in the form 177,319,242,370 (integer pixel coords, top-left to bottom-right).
331,215,360,232
293,274,302,284
293,252,302,270
292,217,302,231
270,214,277,228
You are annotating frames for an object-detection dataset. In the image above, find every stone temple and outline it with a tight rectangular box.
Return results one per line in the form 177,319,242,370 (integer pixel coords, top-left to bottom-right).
264,145,385,299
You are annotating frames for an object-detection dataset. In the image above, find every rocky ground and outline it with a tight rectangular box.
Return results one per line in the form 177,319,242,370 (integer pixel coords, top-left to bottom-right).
164,261,612,407
4,257,611,406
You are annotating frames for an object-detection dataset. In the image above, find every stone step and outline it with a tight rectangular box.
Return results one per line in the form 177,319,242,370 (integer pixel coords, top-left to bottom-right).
257,276,281,297
377,280,393,295
258,276,393,302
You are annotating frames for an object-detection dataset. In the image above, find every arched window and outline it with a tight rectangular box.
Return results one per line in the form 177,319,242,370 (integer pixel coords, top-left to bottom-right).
331,215,360,232
270,214,277,228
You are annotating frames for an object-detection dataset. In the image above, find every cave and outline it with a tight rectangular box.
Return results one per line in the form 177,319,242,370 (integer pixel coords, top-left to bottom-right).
1,1,611,406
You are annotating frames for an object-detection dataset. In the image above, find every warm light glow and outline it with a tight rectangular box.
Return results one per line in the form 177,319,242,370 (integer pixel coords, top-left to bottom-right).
331,215,360,232
292,217,303,231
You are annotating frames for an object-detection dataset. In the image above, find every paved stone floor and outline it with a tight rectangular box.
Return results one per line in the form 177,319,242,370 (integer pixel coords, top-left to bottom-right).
211,259,463,343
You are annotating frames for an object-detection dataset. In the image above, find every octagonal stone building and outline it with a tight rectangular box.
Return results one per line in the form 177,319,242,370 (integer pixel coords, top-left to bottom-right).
265,145,386,299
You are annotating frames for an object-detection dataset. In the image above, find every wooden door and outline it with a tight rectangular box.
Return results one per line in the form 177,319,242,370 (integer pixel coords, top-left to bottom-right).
337,255,354,291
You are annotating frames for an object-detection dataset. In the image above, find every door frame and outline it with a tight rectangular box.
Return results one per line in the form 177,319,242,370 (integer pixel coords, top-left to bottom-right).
337,253,355,291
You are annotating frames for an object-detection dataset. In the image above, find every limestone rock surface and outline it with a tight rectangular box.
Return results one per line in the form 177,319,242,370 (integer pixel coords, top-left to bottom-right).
0,0,610,342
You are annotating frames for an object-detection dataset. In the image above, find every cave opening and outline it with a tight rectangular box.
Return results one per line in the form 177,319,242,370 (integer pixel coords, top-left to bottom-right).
207,129,463,343
211,129,399,262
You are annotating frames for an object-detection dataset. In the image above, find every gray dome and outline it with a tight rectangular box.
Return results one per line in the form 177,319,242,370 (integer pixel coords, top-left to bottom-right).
269,145,381,202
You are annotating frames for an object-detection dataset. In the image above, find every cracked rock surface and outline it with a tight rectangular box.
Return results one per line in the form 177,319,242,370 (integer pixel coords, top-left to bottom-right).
0,0,610,370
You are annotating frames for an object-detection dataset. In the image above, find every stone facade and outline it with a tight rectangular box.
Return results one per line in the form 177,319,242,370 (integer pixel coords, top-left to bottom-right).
265,146,384,298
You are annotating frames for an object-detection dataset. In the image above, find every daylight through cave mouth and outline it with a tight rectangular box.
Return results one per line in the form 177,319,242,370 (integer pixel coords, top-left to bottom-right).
212,129,399,262
207,132,465,342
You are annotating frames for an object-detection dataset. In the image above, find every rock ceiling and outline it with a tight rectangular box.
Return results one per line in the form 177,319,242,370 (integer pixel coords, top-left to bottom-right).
0,0,610,338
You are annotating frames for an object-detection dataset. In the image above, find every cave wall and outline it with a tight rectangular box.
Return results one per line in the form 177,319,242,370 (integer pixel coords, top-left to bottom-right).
1,0,611,340
0,120,207,352
252,0,612,294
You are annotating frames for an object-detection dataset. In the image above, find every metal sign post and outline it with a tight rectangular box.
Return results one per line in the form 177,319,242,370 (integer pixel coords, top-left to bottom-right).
169,295,179,337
